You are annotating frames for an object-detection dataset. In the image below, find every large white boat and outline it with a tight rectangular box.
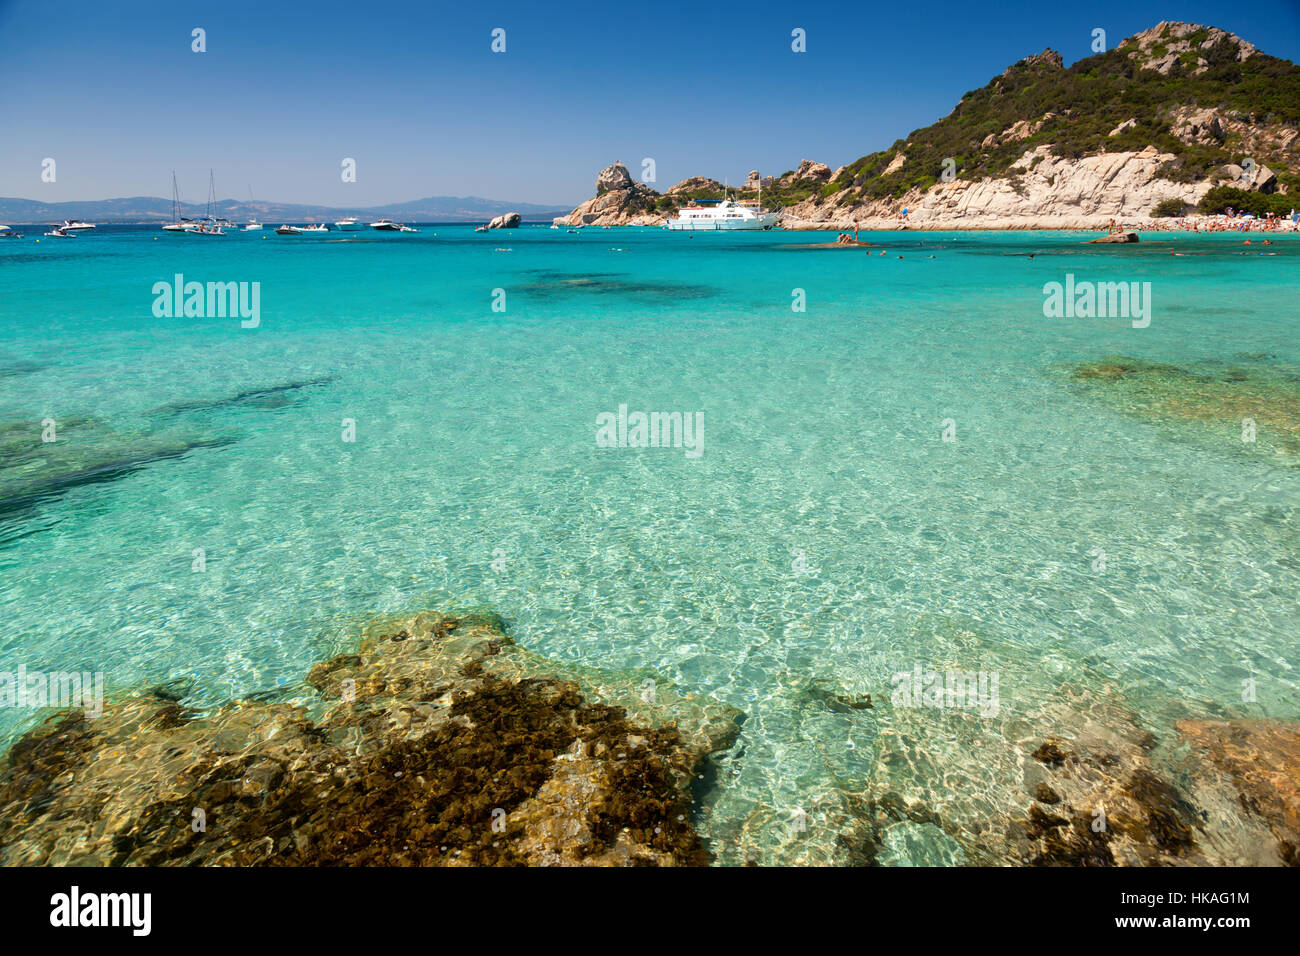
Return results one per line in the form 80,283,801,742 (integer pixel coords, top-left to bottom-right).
369,219,417,232
334,217,363,231
60,219,95,231
666,198,779,231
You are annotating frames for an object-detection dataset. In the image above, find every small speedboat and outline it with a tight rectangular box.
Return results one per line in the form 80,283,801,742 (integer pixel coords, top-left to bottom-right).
370,219,417,232
0,225,21,239
60,220,95,231
298,223,330,234
44,227,75,237
475,224,489,233
244,220,262,231
275,225,301,235
334,217,362,231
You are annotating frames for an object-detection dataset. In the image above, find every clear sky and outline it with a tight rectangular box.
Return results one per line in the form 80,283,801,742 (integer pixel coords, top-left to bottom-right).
2,0,1297,206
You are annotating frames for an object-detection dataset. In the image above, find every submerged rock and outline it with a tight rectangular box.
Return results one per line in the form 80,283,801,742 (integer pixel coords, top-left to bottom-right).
0,610,740,866
0,418,237,526
1067,354,1300,455
1176,719,1300,865
845,660,1293,867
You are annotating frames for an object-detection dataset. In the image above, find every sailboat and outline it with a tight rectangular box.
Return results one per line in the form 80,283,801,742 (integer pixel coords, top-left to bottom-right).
162,172,194,232
188,171,226,236
244,185,262,230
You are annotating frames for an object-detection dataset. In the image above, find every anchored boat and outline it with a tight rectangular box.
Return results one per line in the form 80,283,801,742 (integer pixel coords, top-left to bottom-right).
666,197,779,231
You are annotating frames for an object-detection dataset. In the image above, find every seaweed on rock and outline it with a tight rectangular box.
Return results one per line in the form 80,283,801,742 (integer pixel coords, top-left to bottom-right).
0,611,740,866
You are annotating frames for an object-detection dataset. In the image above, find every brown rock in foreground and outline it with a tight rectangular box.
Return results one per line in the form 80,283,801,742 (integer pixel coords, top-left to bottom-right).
1176,719,1300,865
0,611,741,866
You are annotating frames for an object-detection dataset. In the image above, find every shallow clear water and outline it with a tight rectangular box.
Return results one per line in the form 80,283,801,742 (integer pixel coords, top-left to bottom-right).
2,224,1297,864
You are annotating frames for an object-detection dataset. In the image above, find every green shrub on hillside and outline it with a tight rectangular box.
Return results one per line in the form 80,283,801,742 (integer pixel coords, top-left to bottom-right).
830,35,1300,202
1197,186,1296,216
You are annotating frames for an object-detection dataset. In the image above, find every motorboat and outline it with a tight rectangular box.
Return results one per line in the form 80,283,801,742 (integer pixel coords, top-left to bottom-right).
665,196,779,231
334,217,363,231
369,219,416,232
60,220,95,231
275,225,302,235
44,227,75,237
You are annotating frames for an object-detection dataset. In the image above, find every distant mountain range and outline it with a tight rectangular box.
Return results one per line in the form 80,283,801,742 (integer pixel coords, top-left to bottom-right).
0,194,573,224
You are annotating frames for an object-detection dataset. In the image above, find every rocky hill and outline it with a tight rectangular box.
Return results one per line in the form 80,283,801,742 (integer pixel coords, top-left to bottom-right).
557,22,1300,230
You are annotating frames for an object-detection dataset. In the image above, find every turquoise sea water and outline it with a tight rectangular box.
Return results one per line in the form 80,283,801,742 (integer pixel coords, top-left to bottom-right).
2,224,1297,864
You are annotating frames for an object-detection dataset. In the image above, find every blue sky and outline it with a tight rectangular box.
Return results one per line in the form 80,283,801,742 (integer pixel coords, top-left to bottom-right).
2,0,1297,206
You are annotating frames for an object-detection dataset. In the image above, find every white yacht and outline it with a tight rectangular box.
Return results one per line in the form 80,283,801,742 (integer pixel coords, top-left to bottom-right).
334,216,363,231
0,225,20,239
370,219,418,233
60,220,96,231
666,198,779,231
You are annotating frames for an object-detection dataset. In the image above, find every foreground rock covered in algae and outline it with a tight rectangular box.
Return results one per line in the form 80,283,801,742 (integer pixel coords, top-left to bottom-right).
0,611,741,866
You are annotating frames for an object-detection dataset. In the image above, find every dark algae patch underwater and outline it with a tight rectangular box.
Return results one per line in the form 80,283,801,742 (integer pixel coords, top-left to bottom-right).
0,610,741,866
